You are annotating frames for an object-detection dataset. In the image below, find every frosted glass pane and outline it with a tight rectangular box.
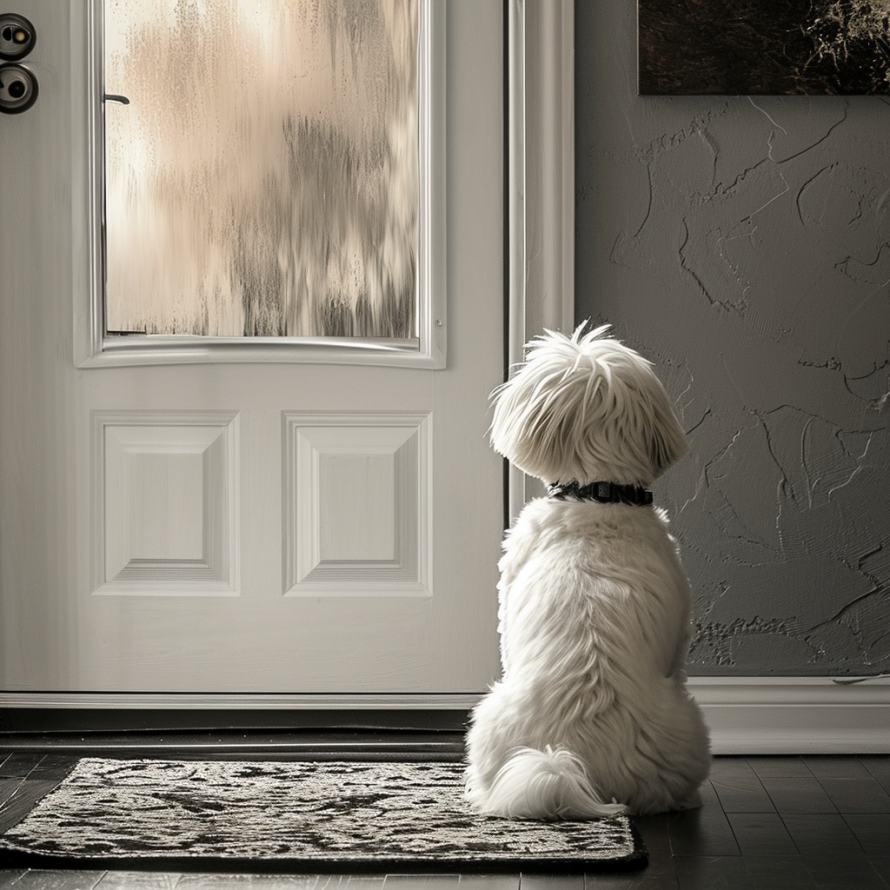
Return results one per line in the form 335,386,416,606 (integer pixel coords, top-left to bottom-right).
104,0,418,338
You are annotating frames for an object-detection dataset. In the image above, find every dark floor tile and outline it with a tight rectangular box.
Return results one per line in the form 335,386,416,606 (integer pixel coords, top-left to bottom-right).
804,856,888,889
741,855,814,889
582,859,678,889
672,856,752,890
746,758,812,779
30,754,78,782
694,777,722,811
707,757,748,778
0,756,78,835
0,754,44,779
0,777,62,833
869,775,890,799
634,812,672,858
841,813,890,855
666,806,740,857
818,778,890,813
759,777,837,815
708,761,777,815
870,859,890,887
0,777,22,807
860,758,890,798
725,812,798,856
802,757,872,779
860,757,890,780
711,775,775,814
708,759,760,783
781,813,865,858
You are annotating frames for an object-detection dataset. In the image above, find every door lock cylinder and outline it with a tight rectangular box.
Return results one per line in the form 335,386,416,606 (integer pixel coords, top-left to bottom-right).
0,62,37,113
0,13,35,61
0,14,36,114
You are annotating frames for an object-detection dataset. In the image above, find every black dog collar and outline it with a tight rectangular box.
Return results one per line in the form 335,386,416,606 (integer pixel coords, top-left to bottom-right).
547,480,653,506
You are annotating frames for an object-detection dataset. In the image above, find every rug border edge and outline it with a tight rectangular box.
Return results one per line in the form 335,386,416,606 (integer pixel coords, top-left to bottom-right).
0,847,649,875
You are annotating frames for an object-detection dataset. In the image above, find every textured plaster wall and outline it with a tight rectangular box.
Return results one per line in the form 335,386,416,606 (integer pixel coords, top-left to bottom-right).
575,1,890,676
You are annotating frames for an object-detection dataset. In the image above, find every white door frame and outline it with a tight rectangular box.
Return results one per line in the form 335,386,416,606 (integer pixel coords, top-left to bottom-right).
507,0,576,518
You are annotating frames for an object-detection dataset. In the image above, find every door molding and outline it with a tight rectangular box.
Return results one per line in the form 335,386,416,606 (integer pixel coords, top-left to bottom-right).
3,679,889,754
73,0,447,369
0,693,480,710
507,0,576,518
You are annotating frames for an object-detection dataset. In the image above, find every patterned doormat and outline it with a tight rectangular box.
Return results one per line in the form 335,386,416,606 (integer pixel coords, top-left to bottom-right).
0,758,646,873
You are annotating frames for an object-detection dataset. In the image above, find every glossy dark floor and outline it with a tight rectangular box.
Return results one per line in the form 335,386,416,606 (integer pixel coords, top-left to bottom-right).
1,751,889,889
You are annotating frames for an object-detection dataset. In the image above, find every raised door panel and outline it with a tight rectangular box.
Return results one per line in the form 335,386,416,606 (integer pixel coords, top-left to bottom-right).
94,411,240,595
285,412,430,596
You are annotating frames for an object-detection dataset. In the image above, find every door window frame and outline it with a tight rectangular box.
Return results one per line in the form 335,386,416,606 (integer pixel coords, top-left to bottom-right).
73,0,447,369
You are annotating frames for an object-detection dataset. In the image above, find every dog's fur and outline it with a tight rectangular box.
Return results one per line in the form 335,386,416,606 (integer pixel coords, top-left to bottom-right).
464,323,710,819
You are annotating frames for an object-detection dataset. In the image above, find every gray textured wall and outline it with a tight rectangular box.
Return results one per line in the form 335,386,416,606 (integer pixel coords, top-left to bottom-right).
574,1,889,676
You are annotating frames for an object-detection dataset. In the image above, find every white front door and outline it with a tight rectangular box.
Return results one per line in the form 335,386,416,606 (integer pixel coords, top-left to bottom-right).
0,1,503,698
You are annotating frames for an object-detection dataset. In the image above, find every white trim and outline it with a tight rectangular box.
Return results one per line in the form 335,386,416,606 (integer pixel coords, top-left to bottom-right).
0,693,480,710
74,0,446,369
507,0,575,519
688,677,890,754
4,678,889,755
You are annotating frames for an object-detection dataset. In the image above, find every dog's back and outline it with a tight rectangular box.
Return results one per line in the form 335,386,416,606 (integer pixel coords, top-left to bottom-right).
465,497,711,818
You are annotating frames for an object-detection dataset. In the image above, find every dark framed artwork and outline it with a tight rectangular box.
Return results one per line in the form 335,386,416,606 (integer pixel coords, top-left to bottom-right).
639,0,890,95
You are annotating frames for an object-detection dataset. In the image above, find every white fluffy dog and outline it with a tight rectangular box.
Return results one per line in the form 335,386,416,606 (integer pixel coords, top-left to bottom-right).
465,323,710,819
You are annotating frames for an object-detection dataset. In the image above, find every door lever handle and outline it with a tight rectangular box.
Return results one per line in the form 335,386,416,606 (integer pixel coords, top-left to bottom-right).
104,94,130,105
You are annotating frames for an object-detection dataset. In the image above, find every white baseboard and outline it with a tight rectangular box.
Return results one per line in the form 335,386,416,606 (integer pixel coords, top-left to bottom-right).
688,676,890,754
2,678,888,754
0,692,481,711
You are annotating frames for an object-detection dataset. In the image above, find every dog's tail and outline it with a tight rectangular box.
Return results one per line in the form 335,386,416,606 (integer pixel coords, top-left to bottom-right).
470,746,628,820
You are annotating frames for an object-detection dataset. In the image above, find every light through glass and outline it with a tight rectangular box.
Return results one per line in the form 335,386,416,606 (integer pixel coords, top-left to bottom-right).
104,0,418,338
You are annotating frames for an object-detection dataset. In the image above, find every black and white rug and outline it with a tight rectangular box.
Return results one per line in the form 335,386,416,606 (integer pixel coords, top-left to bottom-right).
0,758,646,872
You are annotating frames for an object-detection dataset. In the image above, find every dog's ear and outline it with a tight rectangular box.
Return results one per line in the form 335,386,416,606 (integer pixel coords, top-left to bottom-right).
648,398,688,479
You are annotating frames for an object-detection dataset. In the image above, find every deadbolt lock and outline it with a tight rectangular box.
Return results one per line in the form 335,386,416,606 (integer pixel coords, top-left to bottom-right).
0,62,37,113
0,13,35,61
0,13,36,113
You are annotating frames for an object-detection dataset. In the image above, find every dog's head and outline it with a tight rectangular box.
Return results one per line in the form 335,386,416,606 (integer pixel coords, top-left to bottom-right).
490,323,687,487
